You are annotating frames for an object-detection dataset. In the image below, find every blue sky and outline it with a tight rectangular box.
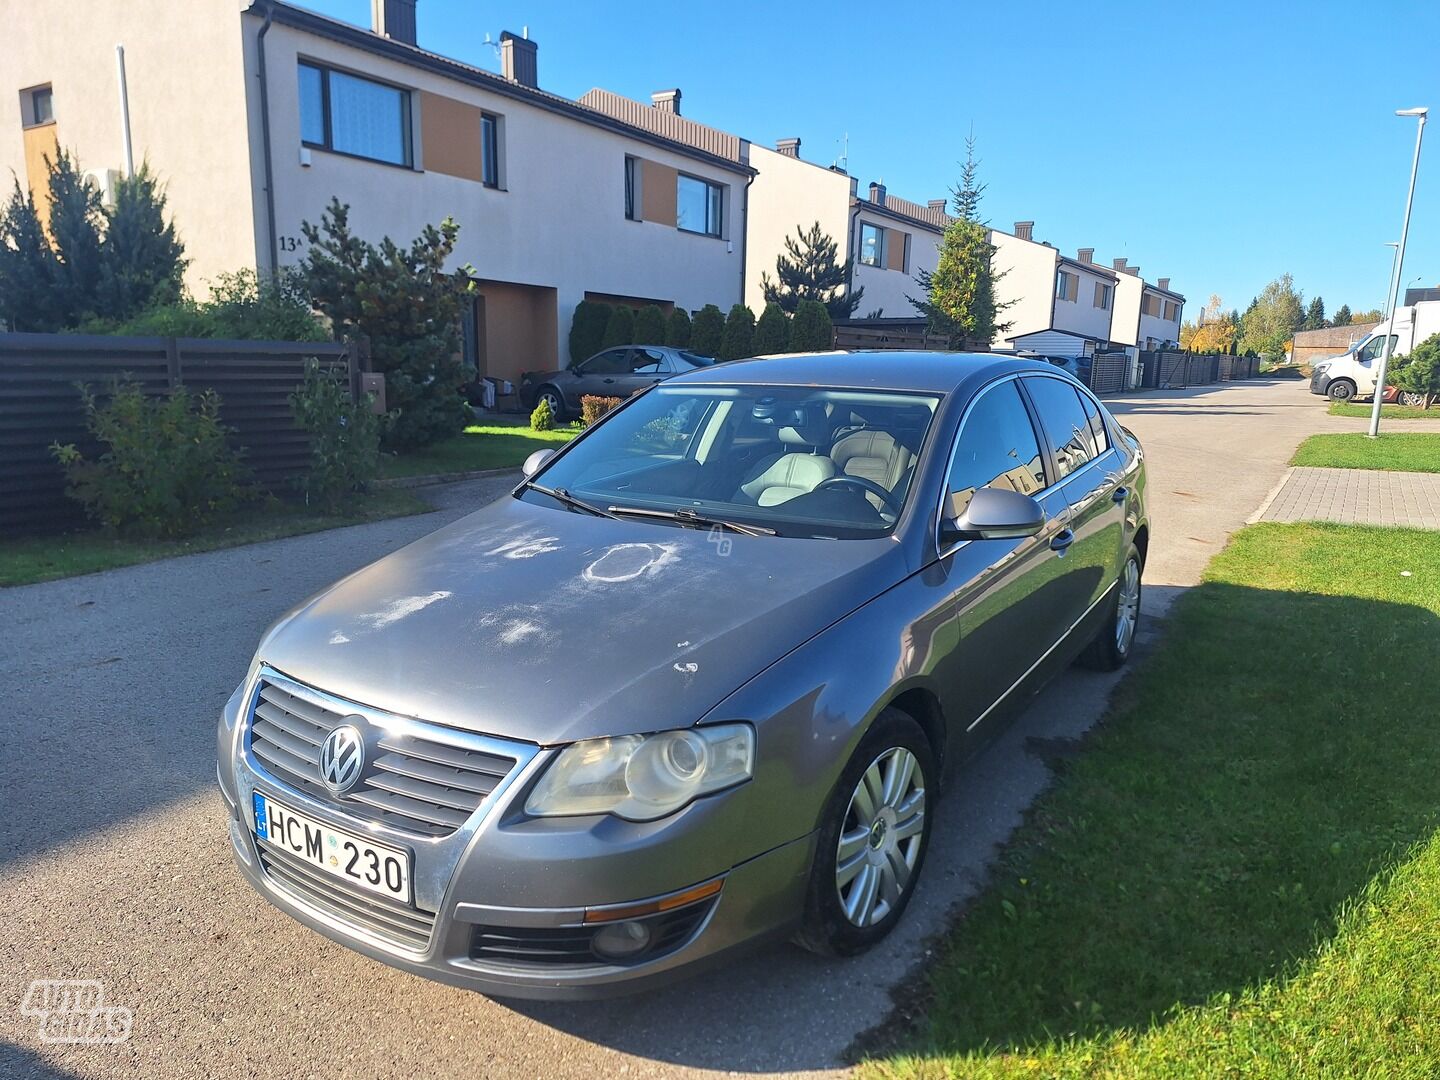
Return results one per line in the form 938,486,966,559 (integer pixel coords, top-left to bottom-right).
302,0,1439,319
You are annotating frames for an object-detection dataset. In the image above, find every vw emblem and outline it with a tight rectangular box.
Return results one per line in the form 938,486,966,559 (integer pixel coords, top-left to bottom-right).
319,723,366,796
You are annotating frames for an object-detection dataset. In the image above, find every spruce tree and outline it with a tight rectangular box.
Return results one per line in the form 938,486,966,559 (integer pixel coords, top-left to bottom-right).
600,304,635,350
664,307,691,347
753,302,790,354
719,304,755,360
96,164,187,323
0,179,65,331
690,304,725,357
46,150,105,325
760,221,862,320
1332,303,1352,327
633,304,667,345
1303,296,1326,331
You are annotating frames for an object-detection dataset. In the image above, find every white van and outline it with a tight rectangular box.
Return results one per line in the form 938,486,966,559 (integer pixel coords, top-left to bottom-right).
1310,301,1440,402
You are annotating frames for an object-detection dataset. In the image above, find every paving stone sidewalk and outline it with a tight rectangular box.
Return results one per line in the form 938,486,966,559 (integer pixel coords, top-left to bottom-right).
1256,466,1440,529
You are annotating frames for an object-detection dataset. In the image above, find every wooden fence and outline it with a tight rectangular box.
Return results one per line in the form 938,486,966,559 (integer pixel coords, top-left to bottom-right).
831,319,980,352
1,332,363,535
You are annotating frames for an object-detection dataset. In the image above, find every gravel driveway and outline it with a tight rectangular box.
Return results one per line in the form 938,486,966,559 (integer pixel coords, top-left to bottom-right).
0,379,1358,1079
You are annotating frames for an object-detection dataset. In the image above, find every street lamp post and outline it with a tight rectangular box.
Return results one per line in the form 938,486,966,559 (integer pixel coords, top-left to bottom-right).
1369,107,1429,438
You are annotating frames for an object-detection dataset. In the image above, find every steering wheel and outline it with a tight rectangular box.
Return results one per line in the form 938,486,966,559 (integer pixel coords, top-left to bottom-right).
813,475,902,515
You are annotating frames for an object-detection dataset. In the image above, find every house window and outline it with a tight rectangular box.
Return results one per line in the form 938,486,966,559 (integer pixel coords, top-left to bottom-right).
25,86,54,126
1141,293,1160,317
298,62,412,167
624,156,638,220
1056,270,1078,302
676,174,722,237
1093,282,1112,310
480,112,499,188
859,223,884,266
1163,300,1180,321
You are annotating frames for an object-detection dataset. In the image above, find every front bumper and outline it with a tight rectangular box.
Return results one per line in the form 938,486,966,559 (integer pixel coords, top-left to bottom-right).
1310,370,1332,396
216,670,815,1000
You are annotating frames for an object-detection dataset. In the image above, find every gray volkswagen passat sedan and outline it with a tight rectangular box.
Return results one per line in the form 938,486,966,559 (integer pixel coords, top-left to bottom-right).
217,352,1148,1000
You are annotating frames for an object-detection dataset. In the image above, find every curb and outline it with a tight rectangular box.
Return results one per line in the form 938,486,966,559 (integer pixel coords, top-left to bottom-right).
1247,467,1294,524
377,466,522,489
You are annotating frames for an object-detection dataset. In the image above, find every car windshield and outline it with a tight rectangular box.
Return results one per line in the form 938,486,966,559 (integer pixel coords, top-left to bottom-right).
520,385,942,538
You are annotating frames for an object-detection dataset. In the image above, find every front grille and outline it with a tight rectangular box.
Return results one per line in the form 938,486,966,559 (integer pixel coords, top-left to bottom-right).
469,901,713,970
247,677,520,837
257,839,435,950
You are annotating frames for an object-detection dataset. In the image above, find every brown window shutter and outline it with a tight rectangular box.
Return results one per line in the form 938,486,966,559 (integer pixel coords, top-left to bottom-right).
641,160,678,226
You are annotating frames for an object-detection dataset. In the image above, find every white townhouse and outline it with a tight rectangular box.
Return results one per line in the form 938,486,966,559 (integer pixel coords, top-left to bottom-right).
3,0,752,384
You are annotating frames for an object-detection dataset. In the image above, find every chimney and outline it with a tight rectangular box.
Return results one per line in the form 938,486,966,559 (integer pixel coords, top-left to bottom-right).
928,199,947,211
1127,266,1140,276
1078,247,1094,264
1158,277,1170,290
1112,257,1127,271
868,181,886,207
651,89,682,114
1014,221,1034,242
500,30,538,88
775,137,802,158
371,0,417,45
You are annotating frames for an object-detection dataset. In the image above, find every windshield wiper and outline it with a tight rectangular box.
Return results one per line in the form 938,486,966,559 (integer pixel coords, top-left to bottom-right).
525,483,620,520
605,504,777,537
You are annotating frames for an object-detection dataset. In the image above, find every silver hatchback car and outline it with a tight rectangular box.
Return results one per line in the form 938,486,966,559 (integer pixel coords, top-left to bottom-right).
217,352,1148,1000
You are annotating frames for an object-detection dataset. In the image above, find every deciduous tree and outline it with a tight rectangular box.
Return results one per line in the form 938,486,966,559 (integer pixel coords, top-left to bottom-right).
1239,274,1303,360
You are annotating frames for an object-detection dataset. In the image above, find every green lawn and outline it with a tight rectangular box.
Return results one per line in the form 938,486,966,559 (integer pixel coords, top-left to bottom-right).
0,488,431,588
867,522,1440,1079
1328,401,1440,420
1291,432,1440,473
381,417,580,479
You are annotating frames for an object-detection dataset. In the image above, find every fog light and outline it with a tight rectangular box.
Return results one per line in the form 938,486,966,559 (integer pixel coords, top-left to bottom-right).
591,919,653,960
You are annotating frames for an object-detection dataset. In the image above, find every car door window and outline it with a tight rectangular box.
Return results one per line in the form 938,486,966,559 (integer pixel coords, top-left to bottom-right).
1024,377,1095,481
1357,335,1398,364
632,349,671,375
579,349,630,376
1075,388,1109,457
945,381,1046,519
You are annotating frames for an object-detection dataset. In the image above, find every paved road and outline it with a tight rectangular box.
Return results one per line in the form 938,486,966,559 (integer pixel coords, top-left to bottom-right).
1257,466,1440,529
0,379,1364,1079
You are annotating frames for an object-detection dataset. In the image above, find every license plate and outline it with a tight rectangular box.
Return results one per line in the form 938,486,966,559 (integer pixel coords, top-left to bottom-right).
252,792,412,905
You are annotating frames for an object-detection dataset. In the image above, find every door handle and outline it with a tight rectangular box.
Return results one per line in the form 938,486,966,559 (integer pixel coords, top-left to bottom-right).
602,377,615,383
1111,486,1129,504
1050,528,1075,552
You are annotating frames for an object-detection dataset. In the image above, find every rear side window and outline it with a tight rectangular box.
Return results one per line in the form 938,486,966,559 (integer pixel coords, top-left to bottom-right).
1076,389,1109,456
580,349,629,375
946,381,1046,519
1024,377,1096,481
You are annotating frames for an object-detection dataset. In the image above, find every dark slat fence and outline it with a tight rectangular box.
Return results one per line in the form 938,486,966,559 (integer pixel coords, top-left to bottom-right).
1,333,362,535
1139,350,1261,390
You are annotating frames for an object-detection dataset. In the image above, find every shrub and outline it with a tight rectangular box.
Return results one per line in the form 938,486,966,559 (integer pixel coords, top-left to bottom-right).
530,397,555,431
633,304,667,345
691,304,725,358
569,300,612,366
581,394,623,427
86,268,326,342
51,380,252,538
601,305,635,349
290,360,382,511
664,307,692,347
753,302,790,355
789,299,834,353
1386,332,1440,407
719,304,756,360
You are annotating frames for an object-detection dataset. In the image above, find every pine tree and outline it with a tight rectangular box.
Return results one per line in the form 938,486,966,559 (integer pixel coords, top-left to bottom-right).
690,304,725,357
1332,303,1352,327
789,300,833,352
299,197,473,450
600,304,634,349
719,304,755,360
664,307,691,347
568,300,612,365
0,179,65,331
46,150,105,325
633,304,667,345
760,221,862,320
753,302,790,354
95,164,187,323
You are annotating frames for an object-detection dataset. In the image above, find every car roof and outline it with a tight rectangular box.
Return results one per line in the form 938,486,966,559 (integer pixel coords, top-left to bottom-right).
668,350,1061,395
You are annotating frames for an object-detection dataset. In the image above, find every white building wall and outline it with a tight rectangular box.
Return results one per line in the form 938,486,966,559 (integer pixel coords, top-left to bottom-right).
1,0,261,295
1051,261,1116,341
989,231,1057,343
1138,288,1184,348
1110,273,1143,347
744,146,852,314
255,22,745,370
850,208,942,319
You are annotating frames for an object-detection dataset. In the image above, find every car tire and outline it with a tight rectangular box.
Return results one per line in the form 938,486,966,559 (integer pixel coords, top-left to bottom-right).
794,708,934,958
1079,544,1143,671
1326,379,1358,403
537,387,565,420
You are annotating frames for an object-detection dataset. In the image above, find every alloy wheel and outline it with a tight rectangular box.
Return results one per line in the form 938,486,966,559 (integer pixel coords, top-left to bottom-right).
835,747,926,928
1116,555,1141,654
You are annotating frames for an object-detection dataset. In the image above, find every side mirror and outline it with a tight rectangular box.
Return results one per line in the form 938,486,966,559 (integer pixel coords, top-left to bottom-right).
944,487,1045,543
522,448,556,477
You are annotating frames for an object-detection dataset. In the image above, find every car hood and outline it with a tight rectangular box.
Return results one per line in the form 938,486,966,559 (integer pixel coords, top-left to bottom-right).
256,494,909,745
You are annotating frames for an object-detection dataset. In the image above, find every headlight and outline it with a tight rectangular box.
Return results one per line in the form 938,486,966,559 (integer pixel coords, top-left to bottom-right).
1314,362,1331,374
525,724,754,821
